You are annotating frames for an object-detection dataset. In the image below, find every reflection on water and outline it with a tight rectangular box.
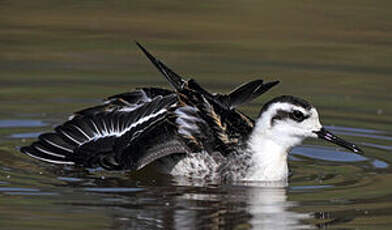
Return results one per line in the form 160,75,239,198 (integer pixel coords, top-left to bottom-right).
56,179,312,229
9,131,42,139
0,119,391,229
292,145,367,162
0,120,48,128
1,112,391,229
247,183,311,230
1,103,391,229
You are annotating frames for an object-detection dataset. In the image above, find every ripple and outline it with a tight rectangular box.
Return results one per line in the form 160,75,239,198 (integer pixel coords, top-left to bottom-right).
57,176,84,182
372,160,389,168
83,187,144,193
361,142,392,151
4,192,58,196
0,187,58,196
326,126,389,135
290,185,333,191
0,187,40,192
332,131,392,141
291,145,367,162
9,132,42,139
326,125,392,141
0,120,47,128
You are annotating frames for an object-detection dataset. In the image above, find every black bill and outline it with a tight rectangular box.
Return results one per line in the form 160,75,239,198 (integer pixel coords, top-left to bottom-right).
314,127,363,154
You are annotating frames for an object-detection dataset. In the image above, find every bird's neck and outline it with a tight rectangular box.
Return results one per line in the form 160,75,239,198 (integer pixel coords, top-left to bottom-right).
243,129,300,181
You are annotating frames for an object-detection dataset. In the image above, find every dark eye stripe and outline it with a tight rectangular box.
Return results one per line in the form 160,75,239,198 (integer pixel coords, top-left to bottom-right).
271,110,290,125
290,110,310,122
290,110,303,121
271,109,310,125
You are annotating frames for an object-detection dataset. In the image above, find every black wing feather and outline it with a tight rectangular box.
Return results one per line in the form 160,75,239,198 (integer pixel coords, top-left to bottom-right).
74,88,174,118
108,87,173,103
214,80,280,109
21,144,75,165
118,121,191,170
38,133,74,153
21,94,180,169
136,42,279,110
136,41,185,91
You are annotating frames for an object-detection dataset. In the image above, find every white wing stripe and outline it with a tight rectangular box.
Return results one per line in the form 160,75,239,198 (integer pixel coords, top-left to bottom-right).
62,108,168,145
25,151,75,165
90,108,167,141
59,130,82,145
34,145,66,158
44,139,73,153
72,125,91,139
89,120,100,135
102,119,108,136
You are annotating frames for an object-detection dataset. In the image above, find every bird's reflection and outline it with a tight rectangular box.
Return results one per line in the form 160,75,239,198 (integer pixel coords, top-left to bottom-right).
57,172,312,229
244,182,311,229
174,180,311,229
97,177,311,229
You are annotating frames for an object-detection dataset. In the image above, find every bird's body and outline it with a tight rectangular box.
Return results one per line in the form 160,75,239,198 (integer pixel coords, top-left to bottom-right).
21,43,362,182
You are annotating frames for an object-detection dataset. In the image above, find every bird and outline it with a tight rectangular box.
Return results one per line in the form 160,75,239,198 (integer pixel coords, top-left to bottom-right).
21,42,363,182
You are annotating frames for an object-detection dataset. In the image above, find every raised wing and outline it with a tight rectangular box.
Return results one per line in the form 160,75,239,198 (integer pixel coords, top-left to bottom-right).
72,87,174,118
21,94,192,170
136,41,279,109
176,88,252,156
215,80,280,109
136,41,185,91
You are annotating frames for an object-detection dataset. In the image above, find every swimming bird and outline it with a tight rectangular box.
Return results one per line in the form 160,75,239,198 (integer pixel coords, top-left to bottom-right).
21,42,362,181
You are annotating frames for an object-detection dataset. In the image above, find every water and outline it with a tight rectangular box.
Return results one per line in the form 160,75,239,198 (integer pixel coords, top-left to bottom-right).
1,0,392,229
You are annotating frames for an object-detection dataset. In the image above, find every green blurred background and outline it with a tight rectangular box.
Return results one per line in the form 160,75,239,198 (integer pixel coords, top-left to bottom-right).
1,0,391,132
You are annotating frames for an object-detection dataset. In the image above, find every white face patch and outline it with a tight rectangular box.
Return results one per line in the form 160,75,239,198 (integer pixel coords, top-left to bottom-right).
246,101,324,181
306,108,323,137
254,102,323,147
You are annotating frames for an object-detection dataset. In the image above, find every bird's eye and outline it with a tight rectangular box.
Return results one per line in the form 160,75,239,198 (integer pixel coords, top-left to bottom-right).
290,110,305,121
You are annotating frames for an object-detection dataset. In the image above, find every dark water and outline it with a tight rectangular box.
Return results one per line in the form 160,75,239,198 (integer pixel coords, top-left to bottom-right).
1,0,392,229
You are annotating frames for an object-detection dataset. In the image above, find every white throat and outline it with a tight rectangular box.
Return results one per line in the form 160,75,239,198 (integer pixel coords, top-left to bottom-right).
243,132,292,181
241,102,322,181
243,113,304,181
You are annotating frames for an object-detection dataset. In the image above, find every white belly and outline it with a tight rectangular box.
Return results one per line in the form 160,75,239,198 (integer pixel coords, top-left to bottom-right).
156,152,219,179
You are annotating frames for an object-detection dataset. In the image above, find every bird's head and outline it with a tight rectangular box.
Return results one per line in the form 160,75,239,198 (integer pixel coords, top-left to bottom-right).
253,95,362,153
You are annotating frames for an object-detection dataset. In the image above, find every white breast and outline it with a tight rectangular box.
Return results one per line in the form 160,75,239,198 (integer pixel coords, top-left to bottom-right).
156,152,219,179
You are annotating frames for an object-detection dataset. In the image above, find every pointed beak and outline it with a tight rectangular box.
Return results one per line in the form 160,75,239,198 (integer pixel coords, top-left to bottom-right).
314,127,363,154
